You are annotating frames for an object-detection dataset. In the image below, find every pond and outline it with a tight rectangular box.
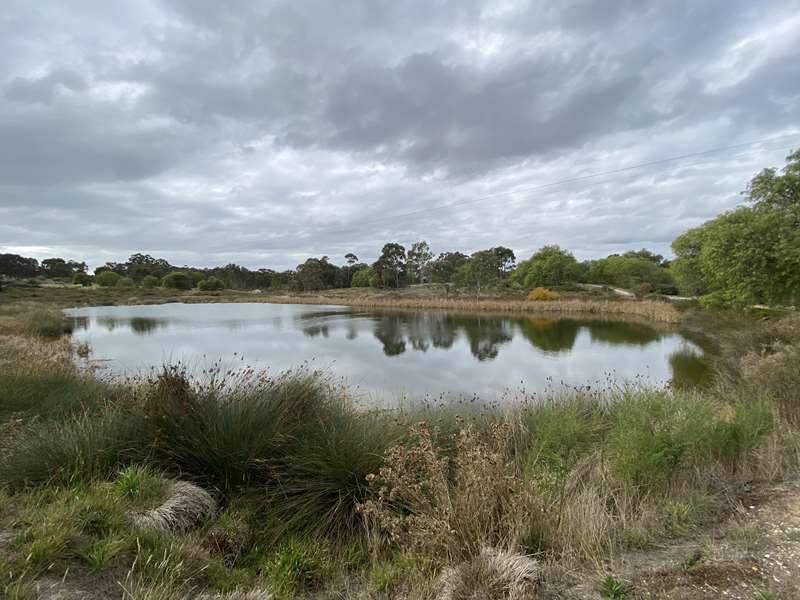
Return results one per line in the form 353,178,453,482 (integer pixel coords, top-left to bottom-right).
64,303,711,403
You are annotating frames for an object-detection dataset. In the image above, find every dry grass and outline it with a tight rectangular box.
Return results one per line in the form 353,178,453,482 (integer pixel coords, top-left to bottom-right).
129,481,217,532
359,421,532,567
435,547,541,600
261,295,683,323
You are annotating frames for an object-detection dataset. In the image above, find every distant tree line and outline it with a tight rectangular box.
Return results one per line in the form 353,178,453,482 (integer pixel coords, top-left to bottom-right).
2,151,797,306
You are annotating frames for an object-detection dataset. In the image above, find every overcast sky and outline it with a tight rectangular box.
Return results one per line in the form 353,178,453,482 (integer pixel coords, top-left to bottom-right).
2,0,799,270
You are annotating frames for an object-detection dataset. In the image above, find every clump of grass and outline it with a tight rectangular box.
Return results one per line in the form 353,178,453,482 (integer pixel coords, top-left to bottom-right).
436,547,541,600
0,406,149,489
598,574,629,599
145,366,334,492
24,310,73,339
264,539,325,597
114,465,165,505
79,536,127,572
266,406,403,541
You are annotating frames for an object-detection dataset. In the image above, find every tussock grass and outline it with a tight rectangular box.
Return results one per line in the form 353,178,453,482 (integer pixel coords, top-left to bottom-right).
0,407,149,489
23,309,74,339
130,481,216,532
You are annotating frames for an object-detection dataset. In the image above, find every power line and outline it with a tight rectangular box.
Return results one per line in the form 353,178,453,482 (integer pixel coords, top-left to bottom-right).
257,133,799,248
336,133,800,230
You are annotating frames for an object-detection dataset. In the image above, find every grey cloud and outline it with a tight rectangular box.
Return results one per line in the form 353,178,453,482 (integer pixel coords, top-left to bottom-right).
0,0,799,269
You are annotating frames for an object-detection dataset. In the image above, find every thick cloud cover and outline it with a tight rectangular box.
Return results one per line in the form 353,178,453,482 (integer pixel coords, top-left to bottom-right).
2,0,799,269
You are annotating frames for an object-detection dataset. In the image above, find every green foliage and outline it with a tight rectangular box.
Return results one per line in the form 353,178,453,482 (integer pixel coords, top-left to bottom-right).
79,536,127,572
672,150,800,306
197,276,224,291
161,271,194,290
72,272,93,286
523,397,607,479
586,253,675,293
454,247,515,291
295,257,337,291
607,390,712,488
267,408,402,540
0,253,40,278
373,243,407,288
426,251,468,283
113,465,164,504
116,277,136,289
265,540,325,596
187,270,207,287
350,266,372,287
598,574,629,599
512,245,580,288
141,274,160,288
407,240,433,283
95,271,120,287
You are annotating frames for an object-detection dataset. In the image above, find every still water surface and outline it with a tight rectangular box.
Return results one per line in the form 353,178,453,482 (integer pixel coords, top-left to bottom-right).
65,303,711,402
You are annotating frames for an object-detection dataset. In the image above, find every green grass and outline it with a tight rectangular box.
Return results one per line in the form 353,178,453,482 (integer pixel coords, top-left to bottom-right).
0,407,150,489
598,574,629,599
113,465,165,506
0,370,110,422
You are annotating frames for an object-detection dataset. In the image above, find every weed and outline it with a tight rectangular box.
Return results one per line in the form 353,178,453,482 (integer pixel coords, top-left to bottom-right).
264,539,324,596
114,465,165,505
598,574,629,599
79,536,126,572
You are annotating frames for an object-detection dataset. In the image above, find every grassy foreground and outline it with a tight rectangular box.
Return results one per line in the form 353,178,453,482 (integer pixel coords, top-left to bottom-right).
0,294,799,598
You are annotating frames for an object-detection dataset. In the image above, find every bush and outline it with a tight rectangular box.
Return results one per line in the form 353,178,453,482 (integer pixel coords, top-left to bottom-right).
116,277,135,289
161,271,193,290
95,271,120,287
527,287,560,301
73,272,93,287
351,267,372,288
197,276,224,291
141,275,160,289
607,390,713,489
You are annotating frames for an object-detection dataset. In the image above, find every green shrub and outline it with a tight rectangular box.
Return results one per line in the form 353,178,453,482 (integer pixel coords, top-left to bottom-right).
523,396,607,481
707,400,773,463
161,271,193,290
607,390,712,489
95,271,120,287
197,276,224,291
116,277,135,289
141,275,160,289
598,574,629,599
73,272,93,287
351,267,372,288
